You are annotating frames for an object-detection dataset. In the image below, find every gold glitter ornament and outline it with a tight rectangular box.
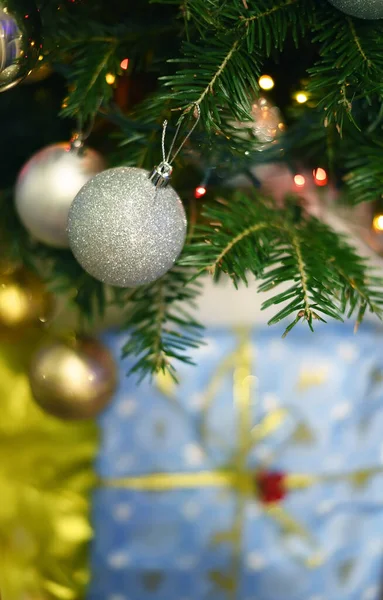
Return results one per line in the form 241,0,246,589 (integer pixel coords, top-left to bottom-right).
29,336,118,420
0,269,53,337
328,0,383,19
0,0,42,92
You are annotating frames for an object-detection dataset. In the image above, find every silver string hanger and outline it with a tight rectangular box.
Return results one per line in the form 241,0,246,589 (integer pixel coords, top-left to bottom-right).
150,104,201,189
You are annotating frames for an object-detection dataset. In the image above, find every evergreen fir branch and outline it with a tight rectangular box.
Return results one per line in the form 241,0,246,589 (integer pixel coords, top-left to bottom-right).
344,137,383,204
308,6,383,130
305,220,383,325
288,231,314,327
258,226,344,334
107,98,171,170
162,35,260,130
234,0,313,53
121,269,203,381
183,0,312,51
108,98,261,175
182,192,383,337
180,195,276,285
61,41,119,119
161,0,313,131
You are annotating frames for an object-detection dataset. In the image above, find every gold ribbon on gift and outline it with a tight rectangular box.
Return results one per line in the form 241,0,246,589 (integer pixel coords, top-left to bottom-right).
104,330,312,510
0,334,98,600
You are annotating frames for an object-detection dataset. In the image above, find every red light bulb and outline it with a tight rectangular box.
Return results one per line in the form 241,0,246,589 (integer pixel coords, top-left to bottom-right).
194,186,207,199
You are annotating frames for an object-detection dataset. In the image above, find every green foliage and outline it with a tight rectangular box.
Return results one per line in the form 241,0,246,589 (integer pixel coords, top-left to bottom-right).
121,269,203,381
61,40,119,120
344,136,383,204
3,0,383,380
182,193,383,336
308,4,383,131
163,36,260,131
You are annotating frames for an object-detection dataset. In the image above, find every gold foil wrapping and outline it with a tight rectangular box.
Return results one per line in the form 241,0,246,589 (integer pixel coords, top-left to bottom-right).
0,335,98,600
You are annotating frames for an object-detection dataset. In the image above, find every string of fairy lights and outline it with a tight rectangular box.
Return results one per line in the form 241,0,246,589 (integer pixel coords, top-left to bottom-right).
193,73,328,200
104,66,383,234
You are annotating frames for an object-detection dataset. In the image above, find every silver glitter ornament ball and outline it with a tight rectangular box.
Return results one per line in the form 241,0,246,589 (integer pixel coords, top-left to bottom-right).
0,0,41,92
15,143,105,248
68,167,187,288
328,0,383,19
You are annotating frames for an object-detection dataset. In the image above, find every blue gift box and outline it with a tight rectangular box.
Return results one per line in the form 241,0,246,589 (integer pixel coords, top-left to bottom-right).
89,324,383,600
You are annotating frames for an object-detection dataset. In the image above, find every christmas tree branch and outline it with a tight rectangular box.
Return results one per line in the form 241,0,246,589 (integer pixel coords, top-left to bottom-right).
193,38,241,108
121,269,203,380
207,222,270,277
241,0,300,23
182,192,383,338
347,17,370,66
308,5,383,129
289,231,313,326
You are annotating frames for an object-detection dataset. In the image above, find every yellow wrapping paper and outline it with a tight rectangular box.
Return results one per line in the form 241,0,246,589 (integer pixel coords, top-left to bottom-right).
0,334,98,600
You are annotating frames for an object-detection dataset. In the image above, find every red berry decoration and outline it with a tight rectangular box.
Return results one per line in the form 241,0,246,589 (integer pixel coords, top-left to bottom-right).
255,471,287,504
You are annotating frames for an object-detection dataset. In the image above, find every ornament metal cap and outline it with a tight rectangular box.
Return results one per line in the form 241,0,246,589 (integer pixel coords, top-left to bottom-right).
149,161,173,189
70,133,85,154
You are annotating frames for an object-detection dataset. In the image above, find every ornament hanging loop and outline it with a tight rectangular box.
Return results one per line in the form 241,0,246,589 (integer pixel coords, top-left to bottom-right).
70,98,103,153
149,104,201,189
70,115,94,153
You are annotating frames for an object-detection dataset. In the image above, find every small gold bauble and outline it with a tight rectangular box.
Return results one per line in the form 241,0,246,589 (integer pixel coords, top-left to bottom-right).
0,269,53,336
29,337,118,420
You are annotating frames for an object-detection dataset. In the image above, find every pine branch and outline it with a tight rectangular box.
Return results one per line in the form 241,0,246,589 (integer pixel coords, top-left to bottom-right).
60,41,119,119
161,0,313,132
288,231,313,327
181,195,276,286
162,35,260,131
308,5,383,130
344,137,383,204
121,268,203,381
182,192,383,336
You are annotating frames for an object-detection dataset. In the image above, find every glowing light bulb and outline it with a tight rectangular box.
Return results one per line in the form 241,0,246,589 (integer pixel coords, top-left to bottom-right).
373,214,383,232
120,58,129,70
295,92,308,104
294,174,306,188
259,75,274,91
105,73,116,85
313,167,328,186
194,186,207,199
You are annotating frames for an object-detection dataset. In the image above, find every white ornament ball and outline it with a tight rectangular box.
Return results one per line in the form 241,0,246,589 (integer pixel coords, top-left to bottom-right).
67,167,187,288
328,0,383,19
15,143,105,248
